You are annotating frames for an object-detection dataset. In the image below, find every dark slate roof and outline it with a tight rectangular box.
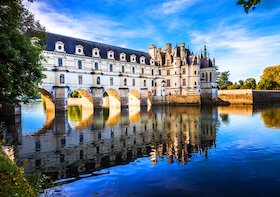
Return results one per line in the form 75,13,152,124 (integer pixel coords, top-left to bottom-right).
200,59,213,68
45,32,151,65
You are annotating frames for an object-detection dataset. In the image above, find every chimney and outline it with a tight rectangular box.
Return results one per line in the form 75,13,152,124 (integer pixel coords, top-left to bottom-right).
166,43,172,53
149,44,156,59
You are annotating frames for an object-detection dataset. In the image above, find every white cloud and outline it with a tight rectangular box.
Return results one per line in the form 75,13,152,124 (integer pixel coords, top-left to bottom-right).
188,25,280,82
23,1,155,46
159,0,198,14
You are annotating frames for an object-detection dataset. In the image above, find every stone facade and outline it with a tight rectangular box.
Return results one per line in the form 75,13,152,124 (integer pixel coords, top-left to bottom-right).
33,33,218,111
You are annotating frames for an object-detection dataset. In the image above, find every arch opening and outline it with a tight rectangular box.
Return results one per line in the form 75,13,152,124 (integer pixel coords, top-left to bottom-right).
37,88,55,112
68,89,93,109
148,91,153,107
103,88,121,109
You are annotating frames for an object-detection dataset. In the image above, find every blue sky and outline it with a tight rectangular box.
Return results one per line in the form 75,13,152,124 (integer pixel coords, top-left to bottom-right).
24,0,280,82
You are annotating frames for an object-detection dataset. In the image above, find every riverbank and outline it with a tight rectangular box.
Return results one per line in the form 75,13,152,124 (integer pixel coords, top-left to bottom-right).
218,89,280,105
0,147,36,197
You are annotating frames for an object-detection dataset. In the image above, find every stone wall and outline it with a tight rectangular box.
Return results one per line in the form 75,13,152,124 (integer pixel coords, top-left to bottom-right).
167,95,201,105
218,89,280,105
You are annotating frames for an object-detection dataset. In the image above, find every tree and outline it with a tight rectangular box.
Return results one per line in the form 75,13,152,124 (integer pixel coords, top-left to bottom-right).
217,71,231,90
258,65,280,90
244,78,256,89
0,0,46,105
237,0,261,13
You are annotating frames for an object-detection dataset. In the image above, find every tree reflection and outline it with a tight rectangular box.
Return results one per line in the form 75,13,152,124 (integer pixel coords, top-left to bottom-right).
261,108,280,129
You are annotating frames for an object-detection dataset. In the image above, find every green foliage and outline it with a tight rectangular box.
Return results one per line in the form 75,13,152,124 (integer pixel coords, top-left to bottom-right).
217,71,231,90
69,91,82,98
244,78,256,89
0,149,36,196
26,171,54,194
237,0,261,13
0,0,46,105
258,65,280,90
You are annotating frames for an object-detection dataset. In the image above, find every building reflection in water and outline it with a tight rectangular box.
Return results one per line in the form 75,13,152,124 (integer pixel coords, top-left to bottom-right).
2,104,219,183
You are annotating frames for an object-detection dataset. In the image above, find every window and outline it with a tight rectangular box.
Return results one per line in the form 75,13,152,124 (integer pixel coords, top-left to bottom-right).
183,79,186,86
167,70,170,76
131,55,136,62
209,72,212,81
159,70,161,75
167,79,170,87
92,48,100,57
202,72,205,78
95,62,98,70
55,41,64,52
78,75,83,84
109,64,113,72
183,68,186,74
108,51,114,59
132,79,135,86
206,73,208,81
97,77,100,85
122,65,125,73
194,81,197,86
142,68,144,75
144,80,146,87
58,58,63,67
194,70,197,75
152,80,154,87
75,45,84,55
152,69,154,75
124,78,127,86
78,60,82,69
110,77,113,86
132,67,135,74
60,74,65,84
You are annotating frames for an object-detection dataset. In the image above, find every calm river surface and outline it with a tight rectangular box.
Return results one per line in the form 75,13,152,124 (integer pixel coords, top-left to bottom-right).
2,102,280,196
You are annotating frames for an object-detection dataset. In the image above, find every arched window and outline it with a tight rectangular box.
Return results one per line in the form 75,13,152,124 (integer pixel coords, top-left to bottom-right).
209,72,212,82
60,74,65,84
97,77,100,85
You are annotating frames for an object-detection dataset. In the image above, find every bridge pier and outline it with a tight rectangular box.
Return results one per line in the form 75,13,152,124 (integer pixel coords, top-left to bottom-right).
119,88,129,108
140,88,148,106
54,86,68,112
91,87,103,109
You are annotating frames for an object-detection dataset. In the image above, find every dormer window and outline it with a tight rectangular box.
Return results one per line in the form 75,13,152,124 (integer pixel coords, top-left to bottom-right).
75,45,84,55
92,48,100,57
55,41,65,52
140,56,146,64
120,52,126,61
108,50,114,59
130,54,136,63
150,59,155,65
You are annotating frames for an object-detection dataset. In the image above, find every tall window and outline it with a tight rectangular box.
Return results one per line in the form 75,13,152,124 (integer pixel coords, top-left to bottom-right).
167,70,170,76
151,69,154,75
209,72,212,82
206,73,208,81
183,68,186,74
194,70,197,75
124,78,127,86
183,79,186,86
167,79,170,87
110,77,113,85
60,74,65,84
132,67,135,74
97,77,100,85
78,60,82,69
109,64,113,72
95,62,98,70
159,70,161,75
122,65,125,73
58,58,63,67
142,68,144,74
132,79,135,86
78,75,82,84
144,80,146,87
152,80,154,87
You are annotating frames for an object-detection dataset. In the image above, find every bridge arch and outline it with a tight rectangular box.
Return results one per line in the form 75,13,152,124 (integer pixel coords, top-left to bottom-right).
129,89,140,107
103,88,121,109
148,91,153,106
37,88,55,112
68,88,93,109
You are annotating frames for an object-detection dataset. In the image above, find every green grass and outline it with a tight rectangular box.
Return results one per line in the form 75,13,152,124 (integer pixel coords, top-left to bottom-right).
0,148,36,197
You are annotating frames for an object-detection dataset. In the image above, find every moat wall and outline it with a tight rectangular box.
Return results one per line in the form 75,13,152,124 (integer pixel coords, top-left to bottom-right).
167,95,201,105
218,90,280,105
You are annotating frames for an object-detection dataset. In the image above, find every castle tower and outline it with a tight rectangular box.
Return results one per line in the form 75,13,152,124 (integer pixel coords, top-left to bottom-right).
149,44,156,59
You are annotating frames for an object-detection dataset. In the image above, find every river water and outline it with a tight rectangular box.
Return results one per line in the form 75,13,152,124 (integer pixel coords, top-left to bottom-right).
1,102,280,196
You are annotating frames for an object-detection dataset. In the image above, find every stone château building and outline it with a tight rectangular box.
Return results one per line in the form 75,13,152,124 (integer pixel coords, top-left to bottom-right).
35,33,217,110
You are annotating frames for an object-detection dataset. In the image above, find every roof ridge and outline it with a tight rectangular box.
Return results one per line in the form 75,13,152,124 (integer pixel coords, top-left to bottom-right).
47,32,149,55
